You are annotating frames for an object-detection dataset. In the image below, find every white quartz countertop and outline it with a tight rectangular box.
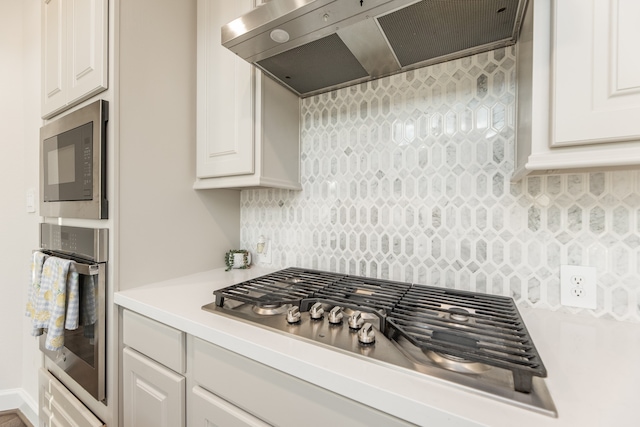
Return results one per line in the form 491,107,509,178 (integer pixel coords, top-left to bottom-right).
114,267,640,427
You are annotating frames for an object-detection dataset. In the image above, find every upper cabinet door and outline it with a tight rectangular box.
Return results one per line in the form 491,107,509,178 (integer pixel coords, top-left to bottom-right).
41,0,108,119
197,0,255,178
66,0,108,106
514,0,640,179
551,0,640,147
42,0,66,116
195,0,300,190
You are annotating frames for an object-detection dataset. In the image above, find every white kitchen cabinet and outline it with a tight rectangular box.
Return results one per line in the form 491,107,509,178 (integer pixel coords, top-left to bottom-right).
122,310,186,427
514,0,640,179
121,309,260,427
191,337,414,427
122,309,186,374
190,386,270,427
195,0,301,190
41,0,108,119
122,348,186,427
39,369,105,427
120,309,412,426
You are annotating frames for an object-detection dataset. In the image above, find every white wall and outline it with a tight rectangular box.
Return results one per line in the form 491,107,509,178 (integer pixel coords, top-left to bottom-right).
0,0,40,414
117,0,240,290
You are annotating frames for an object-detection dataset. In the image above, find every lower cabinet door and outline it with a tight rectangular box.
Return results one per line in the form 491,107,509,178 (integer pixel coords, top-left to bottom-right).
123,347,185,427
190,386,269,427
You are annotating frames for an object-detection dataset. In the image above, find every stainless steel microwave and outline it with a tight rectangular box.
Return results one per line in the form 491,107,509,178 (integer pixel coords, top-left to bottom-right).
40,100,108,219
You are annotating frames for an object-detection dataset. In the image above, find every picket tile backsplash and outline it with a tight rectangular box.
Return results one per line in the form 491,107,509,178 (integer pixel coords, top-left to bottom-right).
240,46,640,322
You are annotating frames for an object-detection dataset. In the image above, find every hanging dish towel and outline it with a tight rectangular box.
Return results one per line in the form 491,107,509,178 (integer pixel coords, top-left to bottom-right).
25,251,48,320
25,255,80,351
80,274,97,339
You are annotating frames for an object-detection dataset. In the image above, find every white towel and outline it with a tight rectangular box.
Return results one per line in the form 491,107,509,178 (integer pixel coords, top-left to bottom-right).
25,255,80,351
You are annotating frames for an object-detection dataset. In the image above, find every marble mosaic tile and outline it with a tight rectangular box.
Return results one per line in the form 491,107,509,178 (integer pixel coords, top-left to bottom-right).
240,46,640,323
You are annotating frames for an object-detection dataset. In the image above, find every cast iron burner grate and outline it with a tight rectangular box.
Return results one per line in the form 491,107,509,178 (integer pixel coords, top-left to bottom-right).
299,276,411,329
214,267,344,308
312,276,411,312
386,285,547,393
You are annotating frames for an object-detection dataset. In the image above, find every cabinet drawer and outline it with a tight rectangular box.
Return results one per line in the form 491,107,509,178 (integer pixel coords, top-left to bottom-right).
40,369,105,427
192,338,414,427
190,386,269,427
123,310,185,373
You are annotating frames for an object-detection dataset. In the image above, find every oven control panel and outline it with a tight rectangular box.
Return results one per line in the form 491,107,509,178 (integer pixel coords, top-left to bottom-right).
40,223,108,262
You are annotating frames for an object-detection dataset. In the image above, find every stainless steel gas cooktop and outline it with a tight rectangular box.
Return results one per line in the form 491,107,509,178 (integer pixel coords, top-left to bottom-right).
202,267,557,416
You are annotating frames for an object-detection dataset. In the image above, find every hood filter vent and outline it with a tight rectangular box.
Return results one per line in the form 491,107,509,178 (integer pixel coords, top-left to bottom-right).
257,34,369,96
380,0,519,67
223,0,527,97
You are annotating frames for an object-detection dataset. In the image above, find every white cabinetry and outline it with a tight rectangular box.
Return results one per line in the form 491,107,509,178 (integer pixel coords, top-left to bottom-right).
122,348,185,427
122,310,186,427
195,0,301,190
552,0,640,147
190,386,269,427
39,369,105,427
514,0,640,179
121,310,413,427
41,0,108,119
122,310,264,427
191,337,414,427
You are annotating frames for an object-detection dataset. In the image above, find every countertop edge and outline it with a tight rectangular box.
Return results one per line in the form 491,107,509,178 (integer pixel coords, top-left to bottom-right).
114,267,640,427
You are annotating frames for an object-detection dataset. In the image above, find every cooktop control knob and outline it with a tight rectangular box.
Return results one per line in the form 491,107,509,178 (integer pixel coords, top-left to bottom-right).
309,302,324,320
286,306,301,324
357,322,376,344
328,306,343,324
348,310,364,330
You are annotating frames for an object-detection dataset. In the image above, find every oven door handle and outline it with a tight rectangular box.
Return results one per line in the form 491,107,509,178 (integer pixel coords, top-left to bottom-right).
72,261,100,276
35,250,102,276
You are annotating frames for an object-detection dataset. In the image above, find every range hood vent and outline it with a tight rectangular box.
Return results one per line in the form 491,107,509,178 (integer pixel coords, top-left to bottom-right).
222,0,528,97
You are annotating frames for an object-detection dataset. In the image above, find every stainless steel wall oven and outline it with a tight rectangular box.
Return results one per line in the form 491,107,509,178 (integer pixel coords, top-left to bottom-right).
38,223,108,403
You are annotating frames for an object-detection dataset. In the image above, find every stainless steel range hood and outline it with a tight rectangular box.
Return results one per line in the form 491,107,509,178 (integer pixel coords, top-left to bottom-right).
222,0,528,97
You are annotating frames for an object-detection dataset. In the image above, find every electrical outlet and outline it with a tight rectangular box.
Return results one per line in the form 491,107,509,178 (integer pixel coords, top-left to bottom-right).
560,265,597,309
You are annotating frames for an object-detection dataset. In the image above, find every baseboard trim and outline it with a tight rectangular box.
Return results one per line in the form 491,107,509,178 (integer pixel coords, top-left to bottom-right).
0,389,38,426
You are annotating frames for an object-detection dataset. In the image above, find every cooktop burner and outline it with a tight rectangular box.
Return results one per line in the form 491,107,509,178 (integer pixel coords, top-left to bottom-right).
386,285,547,393
214,268,343,308
202,268,557,416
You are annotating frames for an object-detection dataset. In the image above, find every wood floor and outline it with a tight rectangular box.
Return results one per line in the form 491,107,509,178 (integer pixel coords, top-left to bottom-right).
0,410,32,427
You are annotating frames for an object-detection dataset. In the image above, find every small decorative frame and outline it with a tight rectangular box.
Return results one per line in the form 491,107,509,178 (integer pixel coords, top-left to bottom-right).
225,249,250,271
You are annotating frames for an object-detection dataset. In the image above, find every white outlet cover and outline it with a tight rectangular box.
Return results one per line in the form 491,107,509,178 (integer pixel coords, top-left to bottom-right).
26,188,36,213
560,265,597,309
256,238,272,265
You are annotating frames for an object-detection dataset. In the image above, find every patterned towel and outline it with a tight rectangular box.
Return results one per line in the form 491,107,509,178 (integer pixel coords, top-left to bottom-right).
25,255,80,351
80,275,97,339
25,251,48,318
80,274,97,326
